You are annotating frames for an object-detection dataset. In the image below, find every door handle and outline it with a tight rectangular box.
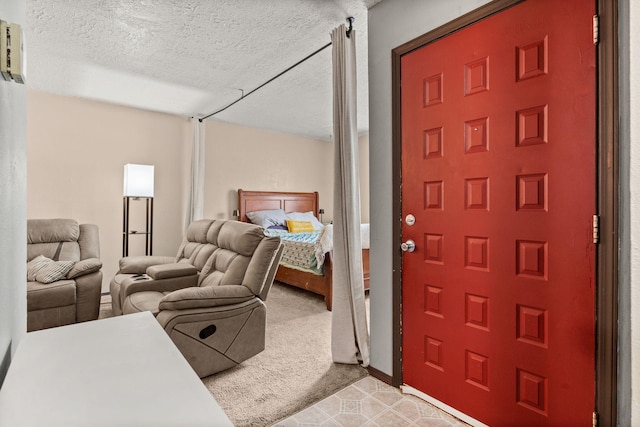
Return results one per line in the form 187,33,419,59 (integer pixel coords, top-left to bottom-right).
401,239,416,253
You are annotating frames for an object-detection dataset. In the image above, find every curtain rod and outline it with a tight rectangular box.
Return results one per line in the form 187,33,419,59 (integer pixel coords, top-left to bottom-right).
198,17,354,122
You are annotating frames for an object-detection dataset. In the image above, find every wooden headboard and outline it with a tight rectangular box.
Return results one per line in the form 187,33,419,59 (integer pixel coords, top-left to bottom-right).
237,189,319,222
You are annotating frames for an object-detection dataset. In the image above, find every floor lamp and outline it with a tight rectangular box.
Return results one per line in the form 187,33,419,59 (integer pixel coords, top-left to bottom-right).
123,164,154,256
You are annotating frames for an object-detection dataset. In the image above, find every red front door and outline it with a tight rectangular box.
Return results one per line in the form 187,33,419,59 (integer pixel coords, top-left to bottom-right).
400,1,596,425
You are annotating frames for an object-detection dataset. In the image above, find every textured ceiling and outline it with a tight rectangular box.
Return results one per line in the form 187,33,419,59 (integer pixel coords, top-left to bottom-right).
26,0,381,140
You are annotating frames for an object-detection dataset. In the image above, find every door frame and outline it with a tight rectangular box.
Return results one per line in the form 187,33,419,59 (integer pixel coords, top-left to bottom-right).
389,0,619,424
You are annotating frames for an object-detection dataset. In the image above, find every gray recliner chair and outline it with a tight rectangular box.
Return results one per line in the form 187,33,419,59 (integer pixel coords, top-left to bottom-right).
27,219,103,332
110,219,219,316
111,219,283,378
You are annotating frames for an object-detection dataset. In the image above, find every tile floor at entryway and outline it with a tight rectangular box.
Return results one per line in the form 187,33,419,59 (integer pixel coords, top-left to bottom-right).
272,376,471,427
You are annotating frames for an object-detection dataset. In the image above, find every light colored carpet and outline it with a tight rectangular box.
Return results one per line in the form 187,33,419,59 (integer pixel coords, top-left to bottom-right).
100,282,368,426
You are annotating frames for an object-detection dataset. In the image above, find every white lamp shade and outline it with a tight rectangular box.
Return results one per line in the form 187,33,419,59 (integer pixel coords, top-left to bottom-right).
124,164,154,197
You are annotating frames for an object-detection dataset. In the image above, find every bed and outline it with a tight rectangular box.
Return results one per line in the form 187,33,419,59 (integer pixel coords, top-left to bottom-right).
237,189,369,310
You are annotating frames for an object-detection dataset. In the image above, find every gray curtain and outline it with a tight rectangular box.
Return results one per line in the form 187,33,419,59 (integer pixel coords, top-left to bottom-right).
330,24,370,366
185,118,205,230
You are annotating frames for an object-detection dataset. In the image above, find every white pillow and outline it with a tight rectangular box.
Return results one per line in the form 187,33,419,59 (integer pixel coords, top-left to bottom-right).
246,209,287,229
285,211,324,231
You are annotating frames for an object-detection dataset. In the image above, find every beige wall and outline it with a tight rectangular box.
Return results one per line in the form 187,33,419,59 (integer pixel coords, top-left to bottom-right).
27,90,189,291
27,91,370,293
201,119,370,224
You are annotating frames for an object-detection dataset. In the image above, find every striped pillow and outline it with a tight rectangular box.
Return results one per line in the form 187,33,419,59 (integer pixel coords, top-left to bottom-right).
27,255,51,281
27,255,76,284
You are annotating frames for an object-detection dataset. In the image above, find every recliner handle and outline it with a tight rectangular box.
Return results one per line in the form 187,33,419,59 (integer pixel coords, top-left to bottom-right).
199,324,217,339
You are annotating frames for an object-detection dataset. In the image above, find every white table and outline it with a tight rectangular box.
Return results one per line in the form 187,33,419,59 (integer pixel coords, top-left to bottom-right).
0,311,233,427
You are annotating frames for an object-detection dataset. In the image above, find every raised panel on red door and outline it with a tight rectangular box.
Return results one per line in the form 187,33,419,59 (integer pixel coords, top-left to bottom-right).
401,1,596,425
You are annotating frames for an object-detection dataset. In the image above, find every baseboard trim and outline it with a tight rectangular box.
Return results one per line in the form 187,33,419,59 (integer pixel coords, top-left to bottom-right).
367,366,393,385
